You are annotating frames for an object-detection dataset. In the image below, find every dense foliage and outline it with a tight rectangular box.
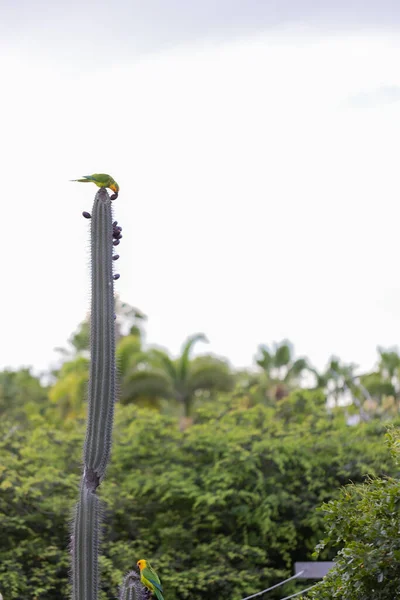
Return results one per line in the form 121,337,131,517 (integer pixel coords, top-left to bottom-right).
1,381,398,599
306,429,400,600
2,309,400,599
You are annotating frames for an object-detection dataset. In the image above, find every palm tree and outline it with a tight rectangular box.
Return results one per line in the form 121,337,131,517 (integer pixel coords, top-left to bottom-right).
377,347,400,382
121,333,234,424
116,330,167,411
357,347,400,417
255,340,310,401
313,358,358,404
320,349,400,420
313,357,371,422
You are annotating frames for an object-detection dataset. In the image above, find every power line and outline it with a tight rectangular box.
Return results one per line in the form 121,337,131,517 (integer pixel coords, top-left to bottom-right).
280,584,318,599
240,571,305,600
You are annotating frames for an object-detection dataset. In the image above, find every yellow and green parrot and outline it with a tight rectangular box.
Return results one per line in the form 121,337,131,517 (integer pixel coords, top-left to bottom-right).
71,173,119,199
137,559,164,600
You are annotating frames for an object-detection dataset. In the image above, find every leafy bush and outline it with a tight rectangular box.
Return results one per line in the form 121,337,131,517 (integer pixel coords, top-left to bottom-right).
307,429,400,600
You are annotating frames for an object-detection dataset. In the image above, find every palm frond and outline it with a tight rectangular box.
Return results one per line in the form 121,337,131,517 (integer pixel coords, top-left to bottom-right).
121,369,174,405
116,334,142,377
147,349,178,382
255,345,273,372
179,333,208,381
273,341,292,368
283,358,309,383
186,356,234,395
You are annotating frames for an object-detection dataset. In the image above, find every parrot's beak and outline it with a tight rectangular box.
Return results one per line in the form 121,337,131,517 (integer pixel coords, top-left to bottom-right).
110,183,119,200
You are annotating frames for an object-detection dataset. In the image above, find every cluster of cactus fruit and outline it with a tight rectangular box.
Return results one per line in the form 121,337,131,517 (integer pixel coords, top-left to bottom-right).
71,188,147,600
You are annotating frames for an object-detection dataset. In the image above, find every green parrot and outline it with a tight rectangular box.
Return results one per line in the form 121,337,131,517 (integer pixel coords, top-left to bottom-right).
137,559,164,600
71,173,119,199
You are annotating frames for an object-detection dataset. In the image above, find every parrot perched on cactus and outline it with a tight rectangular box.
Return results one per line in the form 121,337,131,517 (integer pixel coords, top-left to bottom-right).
137,559,164,600
71,173,119,199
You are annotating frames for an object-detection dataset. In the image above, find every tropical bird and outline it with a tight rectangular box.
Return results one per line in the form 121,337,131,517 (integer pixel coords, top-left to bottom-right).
71,173,119,199
137,559,164,600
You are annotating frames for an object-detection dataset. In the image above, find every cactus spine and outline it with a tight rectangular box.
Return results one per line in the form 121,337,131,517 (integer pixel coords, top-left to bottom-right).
72,188,116,599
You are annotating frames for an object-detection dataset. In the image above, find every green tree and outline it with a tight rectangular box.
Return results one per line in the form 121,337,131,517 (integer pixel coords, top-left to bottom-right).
0,413,83,598
48,356,89,421
377,347,400,382
117,331,162,411
255,340,310,401
103,396,398,600
122,333,234,422
310,357,374,424
0,368,47,421
313,357,357,401
359,347,400,418
308,428,400,600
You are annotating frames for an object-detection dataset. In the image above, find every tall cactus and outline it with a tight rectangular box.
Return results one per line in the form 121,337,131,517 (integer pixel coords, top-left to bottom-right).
71,187,115,600
71,187,137,600
83,188,116,483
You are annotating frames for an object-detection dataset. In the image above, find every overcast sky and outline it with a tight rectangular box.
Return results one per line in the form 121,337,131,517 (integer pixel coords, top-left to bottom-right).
2,1,400,377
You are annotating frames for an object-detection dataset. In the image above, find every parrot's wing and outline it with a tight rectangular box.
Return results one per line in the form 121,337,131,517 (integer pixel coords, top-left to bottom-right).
143,568,163,592
86,174,111,184
146,564,161,585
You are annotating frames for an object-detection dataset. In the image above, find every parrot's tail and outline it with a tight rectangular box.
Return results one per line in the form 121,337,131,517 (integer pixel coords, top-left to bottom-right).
70,178,91,183
154,589,164,600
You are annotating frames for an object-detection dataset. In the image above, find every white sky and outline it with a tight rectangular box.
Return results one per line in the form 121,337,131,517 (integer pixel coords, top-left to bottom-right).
2,5,400,376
